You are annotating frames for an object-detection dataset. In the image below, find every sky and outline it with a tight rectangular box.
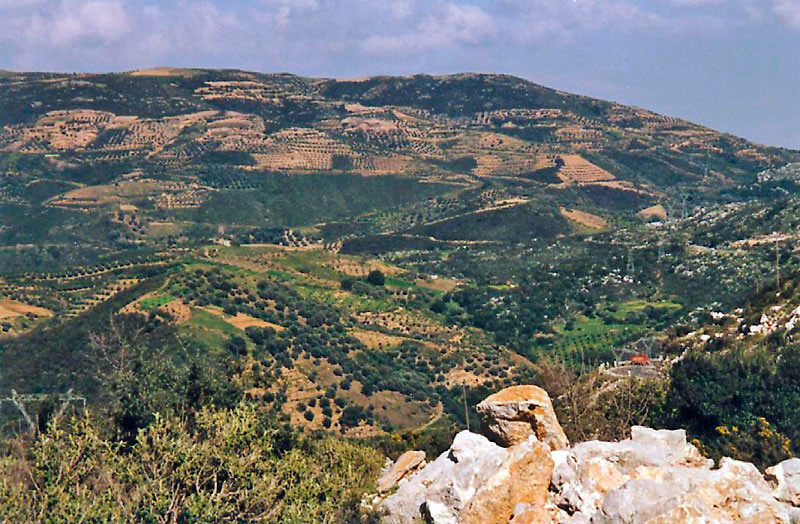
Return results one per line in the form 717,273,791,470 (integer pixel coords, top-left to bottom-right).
0,0,798,149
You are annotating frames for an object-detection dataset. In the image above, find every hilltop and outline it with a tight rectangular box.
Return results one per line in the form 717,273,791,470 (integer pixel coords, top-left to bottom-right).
0,69,796,253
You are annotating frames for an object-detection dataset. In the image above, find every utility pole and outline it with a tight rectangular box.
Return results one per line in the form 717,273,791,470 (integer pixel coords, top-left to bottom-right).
462,383,470,431
680,193,690,220
755,265,760,294
627,245,635,276
776,241,781,289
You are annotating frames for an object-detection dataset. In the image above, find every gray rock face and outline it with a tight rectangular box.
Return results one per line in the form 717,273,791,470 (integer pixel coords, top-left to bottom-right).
379,431,504,524
767,458,800,506
378,431,554,524
553,428,797,523
374,386,800,524
595,479,684,524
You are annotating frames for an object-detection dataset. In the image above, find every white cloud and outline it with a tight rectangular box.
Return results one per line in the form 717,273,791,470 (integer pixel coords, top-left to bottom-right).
262,0,318,9
363,3,495,54
261,0,318,27
0,0,46,8
497,0,663,42
772,0,800,28
51,0,130,44
0,0,130,46
389,0,415,19
668,0,727,6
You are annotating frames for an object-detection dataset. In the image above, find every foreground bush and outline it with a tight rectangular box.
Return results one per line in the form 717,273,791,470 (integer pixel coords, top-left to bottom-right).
0,403,383,523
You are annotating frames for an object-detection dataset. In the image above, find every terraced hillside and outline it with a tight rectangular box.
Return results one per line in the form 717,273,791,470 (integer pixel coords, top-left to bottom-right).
2,69,800,441
0,71,795,238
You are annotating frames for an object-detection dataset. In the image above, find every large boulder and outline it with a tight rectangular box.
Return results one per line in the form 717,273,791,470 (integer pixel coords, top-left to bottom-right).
379,431,505,524
551,426,711,516
766,458,800,506
379,431,554,524
476,385,569,450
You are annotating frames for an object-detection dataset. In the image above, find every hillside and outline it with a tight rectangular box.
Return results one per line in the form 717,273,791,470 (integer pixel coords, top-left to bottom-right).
0,69,796,256
1,69,800,447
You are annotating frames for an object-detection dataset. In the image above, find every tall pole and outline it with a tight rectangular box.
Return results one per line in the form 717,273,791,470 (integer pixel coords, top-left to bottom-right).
462,383,470,431
627,246,635,276
755,265,760,294
776,241,781,289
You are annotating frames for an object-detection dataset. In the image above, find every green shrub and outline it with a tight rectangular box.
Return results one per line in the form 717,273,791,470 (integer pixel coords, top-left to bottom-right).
0,403,383,522
366,270,385,286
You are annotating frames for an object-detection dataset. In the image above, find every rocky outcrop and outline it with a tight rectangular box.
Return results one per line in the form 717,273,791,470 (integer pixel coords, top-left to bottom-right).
379,431,554,524
476,385,569,450
551,425,800,523
459,439,553,524
375,385,800,524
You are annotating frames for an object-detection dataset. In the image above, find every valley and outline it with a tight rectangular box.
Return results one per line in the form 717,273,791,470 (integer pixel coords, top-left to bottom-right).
1,69,800,521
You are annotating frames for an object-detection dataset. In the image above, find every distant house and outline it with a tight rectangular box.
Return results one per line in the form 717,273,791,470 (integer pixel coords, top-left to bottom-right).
631,355,651,366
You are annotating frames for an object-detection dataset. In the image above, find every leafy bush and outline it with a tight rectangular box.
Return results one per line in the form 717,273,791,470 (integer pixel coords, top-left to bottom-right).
0,404,383,522
366,270,385,286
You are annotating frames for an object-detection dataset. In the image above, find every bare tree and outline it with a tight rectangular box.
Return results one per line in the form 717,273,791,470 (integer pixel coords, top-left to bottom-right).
536,356,666,443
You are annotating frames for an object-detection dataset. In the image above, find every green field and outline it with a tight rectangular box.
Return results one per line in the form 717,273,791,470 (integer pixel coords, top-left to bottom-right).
187,309,242,336
138,294,174,311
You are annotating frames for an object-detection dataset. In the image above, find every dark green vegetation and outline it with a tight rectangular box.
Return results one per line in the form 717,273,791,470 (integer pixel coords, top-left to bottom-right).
1,70,800,519
0,404,384,522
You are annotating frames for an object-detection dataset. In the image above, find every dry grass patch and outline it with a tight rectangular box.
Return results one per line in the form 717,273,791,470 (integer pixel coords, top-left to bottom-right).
444,368,492,388
351,329,406,350
637,204,668,221
556,155,616,185
158,300,191,324
416,276,459,293
198,306,285,331
0,299,53,319
357,310,457,340
560,207,610,232
329,257,403,278
128,67,201,78
368,390,432,429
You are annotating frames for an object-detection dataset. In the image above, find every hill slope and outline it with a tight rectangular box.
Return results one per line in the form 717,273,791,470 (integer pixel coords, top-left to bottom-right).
1,69,799,441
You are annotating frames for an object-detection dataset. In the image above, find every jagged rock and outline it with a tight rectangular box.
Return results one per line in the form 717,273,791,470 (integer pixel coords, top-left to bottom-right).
550,426,711,516
379,431,504,524
767,458,800,506
554,427,797,523
460,439,553,524
476,385,569,450
378,431,554,524
594,479,685,523
376,386,800,524
377,450,426,494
